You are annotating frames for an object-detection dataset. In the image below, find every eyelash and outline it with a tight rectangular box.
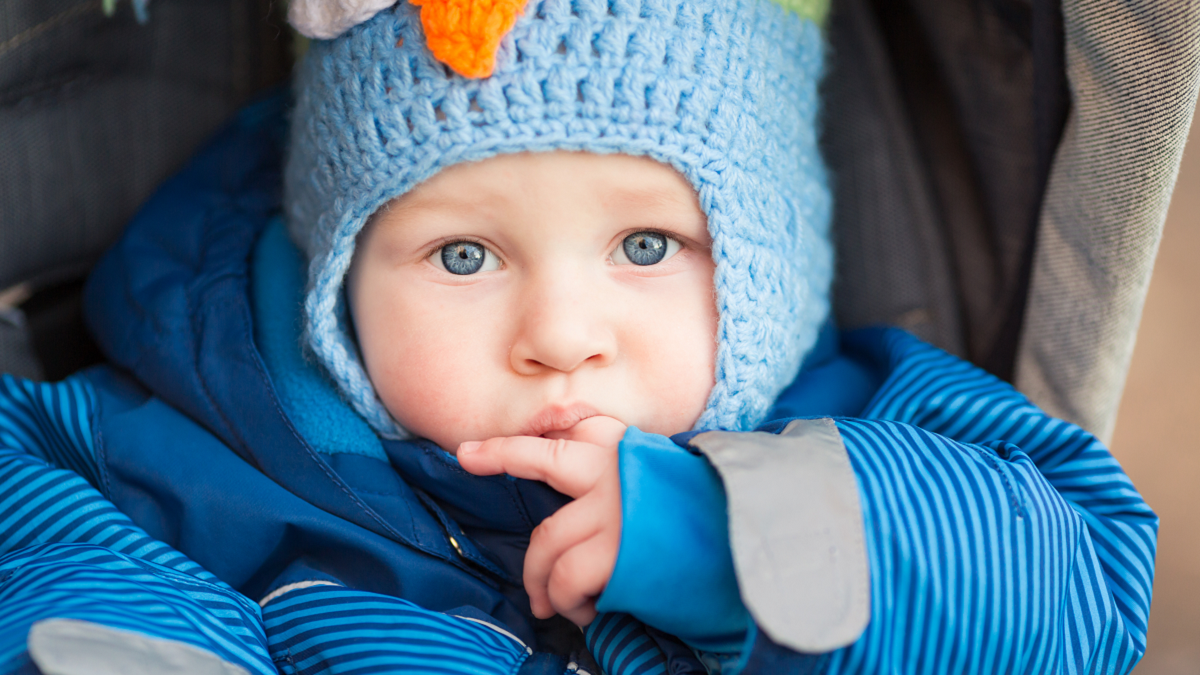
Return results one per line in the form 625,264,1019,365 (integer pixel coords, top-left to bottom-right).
426,236,490,257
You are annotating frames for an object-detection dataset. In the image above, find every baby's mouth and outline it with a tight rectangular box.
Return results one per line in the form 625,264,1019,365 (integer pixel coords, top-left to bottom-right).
520,404,599,439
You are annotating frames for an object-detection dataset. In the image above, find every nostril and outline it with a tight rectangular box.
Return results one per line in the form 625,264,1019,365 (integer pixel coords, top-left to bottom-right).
510,320,618,374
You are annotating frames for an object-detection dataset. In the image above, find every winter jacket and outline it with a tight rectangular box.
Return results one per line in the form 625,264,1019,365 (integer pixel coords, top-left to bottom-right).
0,93,1156,675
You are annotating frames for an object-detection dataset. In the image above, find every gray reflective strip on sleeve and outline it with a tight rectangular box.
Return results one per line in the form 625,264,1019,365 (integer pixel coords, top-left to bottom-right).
28,619,251,675
691,418,869,653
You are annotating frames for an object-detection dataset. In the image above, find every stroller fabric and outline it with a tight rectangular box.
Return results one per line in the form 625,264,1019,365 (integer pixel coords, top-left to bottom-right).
820,0,1200,442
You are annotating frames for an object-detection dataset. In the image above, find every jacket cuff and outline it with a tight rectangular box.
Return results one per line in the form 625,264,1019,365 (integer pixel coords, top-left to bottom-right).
596,427,750,653
690,418,869,653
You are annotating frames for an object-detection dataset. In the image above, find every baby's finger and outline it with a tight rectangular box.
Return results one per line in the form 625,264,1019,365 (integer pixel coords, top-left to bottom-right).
547,531,619,627
542,415,627,449
523,496,608,618
457,436,609,497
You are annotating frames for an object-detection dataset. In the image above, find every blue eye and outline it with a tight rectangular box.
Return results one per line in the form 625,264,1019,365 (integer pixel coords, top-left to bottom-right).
437,241,499,275
614,232,680,266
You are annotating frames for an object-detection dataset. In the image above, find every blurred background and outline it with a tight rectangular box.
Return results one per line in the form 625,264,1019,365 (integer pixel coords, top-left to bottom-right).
1114,100,1200,674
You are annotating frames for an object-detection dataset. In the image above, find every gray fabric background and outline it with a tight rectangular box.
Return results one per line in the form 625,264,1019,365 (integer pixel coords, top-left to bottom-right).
822,0,966,356
1015,0,1200,442
0,301,39,380
0,0,289,378
823,0,1200,442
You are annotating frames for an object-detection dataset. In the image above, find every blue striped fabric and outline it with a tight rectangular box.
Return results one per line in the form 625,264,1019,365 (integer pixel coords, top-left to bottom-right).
584,613,668,675
0,374,101,489
0,542,274,674
0,375,583,675
816,329,1156,674
261,583,532,674
0,377,276,674
0,445,275,673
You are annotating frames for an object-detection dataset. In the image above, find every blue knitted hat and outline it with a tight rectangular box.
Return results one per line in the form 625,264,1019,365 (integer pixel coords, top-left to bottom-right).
285,0,833,438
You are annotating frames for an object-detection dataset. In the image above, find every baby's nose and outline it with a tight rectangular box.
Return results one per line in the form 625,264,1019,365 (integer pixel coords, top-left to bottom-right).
509,280,617,375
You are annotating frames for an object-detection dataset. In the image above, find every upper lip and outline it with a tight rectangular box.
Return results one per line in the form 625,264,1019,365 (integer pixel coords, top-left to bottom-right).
519,404,600,438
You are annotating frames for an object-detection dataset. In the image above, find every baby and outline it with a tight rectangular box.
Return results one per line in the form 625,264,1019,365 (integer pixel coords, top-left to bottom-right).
282,0,833,656
347,150,718,626
0,0,1156,672
344,150,715,627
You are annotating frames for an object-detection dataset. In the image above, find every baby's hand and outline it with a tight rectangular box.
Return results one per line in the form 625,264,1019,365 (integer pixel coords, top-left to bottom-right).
457,416,626,627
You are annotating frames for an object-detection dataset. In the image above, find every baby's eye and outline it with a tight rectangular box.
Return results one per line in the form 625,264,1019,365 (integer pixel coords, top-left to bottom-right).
612,232,682,266
434,241,500,275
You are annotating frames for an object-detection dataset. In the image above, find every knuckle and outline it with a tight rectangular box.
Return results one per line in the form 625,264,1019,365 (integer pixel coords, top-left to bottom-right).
531,515,561,546
551,551,592,592
547,565,578,604
546,438,570,466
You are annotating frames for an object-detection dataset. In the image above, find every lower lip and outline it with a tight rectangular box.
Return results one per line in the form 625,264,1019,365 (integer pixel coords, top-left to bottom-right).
524,406,597,438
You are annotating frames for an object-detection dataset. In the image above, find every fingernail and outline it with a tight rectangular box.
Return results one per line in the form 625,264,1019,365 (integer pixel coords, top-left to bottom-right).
458,441,481,455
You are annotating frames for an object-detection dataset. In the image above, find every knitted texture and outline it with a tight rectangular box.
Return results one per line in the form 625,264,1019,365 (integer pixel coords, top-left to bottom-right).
287,0,831,39
285,0,832,437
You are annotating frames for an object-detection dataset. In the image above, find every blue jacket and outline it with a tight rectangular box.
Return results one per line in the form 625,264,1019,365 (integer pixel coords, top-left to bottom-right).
0,94,1156,675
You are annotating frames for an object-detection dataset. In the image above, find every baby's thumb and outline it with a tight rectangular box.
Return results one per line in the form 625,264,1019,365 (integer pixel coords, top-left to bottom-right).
563,415,627,450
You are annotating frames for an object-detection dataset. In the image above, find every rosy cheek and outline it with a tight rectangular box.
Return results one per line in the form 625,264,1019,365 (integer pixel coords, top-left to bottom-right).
374,321,469,437
665,271,718,422
629,287,717,435
656,348,715,432
378,294,515,448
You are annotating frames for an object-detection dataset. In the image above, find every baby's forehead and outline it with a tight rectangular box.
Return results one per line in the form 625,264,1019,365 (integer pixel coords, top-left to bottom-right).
374,151,706,227
399,152,696,200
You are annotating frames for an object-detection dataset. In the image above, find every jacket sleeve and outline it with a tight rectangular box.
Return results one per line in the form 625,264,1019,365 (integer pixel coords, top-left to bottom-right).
601,330,1156,675
0,373,106,490
256,561,541,675
0,373,277,674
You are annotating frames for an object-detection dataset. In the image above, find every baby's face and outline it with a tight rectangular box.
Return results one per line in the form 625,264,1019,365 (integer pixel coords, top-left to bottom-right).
347,151,718,452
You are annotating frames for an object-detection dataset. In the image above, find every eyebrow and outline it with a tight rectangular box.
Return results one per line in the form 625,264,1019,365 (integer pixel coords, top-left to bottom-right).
605,184,700,213
370,190,507,235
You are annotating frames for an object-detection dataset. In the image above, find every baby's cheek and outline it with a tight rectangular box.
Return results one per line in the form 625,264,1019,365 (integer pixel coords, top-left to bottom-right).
655,371,713,433
379,353,483,448
633,325,716,435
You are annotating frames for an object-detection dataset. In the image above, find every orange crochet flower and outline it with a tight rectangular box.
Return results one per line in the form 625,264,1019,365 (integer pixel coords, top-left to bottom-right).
409,0,527,78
